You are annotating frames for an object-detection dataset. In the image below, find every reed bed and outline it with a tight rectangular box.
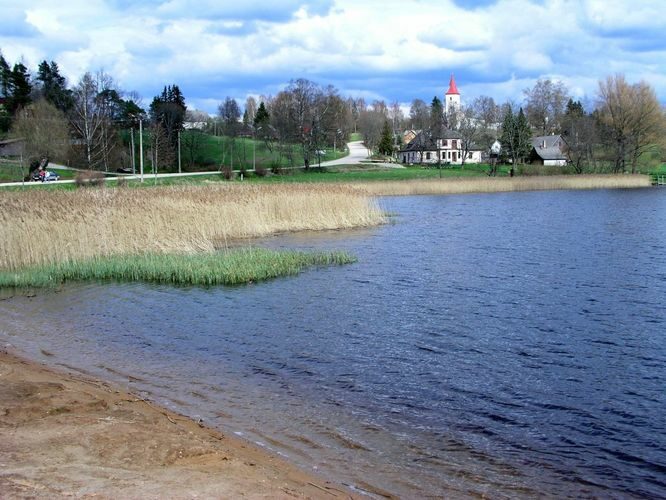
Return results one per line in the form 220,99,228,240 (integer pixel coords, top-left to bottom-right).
348,174,652,196
0,248,356,288
0,184,384,271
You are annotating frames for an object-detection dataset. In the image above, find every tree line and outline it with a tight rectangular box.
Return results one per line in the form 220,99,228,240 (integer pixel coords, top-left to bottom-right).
1,47,664,174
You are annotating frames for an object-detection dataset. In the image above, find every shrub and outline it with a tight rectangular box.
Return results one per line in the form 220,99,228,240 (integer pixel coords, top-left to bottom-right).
75,170,106,188
254,165,268,177
221,165,234,180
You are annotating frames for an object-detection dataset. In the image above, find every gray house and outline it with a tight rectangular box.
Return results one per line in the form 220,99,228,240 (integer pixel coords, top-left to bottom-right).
530,135,568,167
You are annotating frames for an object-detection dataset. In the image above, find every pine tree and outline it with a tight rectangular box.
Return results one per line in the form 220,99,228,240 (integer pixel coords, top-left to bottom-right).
430,96,444,137
36,60,73,112
377,120,394,156
7,62,32,114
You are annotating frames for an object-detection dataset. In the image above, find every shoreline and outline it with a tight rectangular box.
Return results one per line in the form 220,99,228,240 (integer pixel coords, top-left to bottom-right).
0,347,360,499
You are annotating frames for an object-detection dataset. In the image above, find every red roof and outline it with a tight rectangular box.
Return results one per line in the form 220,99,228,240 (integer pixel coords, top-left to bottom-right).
446,74,459,95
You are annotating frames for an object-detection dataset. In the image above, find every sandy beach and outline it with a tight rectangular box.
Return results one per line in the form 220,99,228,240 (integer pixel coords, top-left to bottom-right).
0,348,359,499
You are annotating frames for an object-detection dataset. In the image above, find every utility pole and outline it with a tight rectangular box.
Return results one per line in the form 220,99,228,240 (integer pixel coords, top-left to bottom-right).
139,118,144,183
178,129,182,174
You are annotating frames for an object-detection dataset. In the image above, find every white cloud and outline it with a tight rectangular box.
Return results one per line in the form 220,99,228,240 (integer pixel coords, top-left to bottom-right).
0,0,664,113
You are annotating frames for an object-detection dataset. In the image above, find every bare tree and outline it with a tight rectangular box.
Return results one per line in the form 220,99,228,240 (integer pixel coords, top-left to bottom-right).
524,78,570,135
358,108,385,155
70,70,118,170
243,96,257,126
11,98,69,175
457,105,481,167
597,74,666,173
409,99,429,131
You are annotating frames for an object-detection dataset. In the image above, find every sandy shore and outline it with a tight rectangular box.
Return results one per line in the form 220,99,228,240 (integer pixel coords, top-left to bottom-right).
0,348,359,499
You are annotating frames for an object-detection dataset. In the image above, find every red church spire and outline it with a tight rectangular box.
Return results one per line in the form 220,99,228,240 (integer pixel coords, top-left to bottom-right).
446,73,460,95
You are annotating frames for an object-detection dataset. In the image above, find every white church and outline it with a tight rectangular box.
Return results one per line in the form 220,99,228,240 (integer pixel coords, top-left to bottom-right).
399,75,484,165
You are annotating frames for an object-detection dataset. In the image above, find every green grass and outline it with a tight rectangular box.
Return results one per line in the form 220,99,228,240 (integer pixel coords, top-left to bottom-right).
649,163,666,175
178,132,349,172
0,163,77,183
0,248,357,288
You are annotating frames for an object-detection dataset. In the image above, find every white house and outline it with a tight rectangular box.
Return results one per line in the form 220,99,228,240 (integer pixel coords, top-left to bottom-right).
399,130,483,165
398,75,483,165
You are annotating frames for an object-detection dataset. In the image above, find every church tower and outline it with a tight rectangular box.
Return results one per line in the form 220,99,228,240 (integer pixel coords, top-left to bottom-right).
445,74,461,115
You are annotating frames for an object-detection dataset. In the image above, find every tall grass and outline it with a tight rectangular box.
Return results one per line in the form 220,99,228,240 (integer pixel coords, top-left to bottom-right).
0,184,384,270
347,174,652,196
0,249,356,288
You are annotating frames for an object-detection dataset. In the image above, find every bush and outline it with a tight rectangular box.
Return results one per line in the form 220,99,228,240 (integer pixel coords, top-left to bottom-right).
254,165,268,177
270,161,283,175
221,165,234,180
75,170,106,188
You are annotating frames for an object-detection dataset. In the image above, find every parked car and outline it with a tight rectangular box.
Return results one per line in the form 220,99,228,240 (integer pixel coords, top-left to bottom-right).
43,171,60,182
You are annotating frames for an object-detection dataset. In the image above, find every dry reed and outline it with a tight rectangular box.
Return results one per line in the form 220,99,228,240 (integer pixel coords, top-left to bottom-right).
347,174,652,196
0,184,385,270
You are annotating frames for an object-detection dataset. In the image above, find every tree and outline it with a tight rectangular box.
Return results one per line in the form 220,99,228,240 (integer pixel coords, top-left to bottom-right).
218,97,241,136
358,108,385,155
243,96,257,126
35,60,73,112
500,106,532,173
150,84,186,150
11,99,70,171
457,105,481,168
377,120,394,156
6,62,32,117
430,96,444,138
409,99,429,131
70,71,114,169
561,99,597,173
524,78,570,135
596,74,666,173
0,54,10,131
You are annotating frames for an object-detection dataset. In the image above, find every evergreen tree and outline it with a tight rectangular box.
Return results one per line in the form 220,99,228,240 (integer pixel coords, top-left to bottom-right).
254,101,270,127
150,84,186,150
7,62,32,115
0,54,10,131
0,54,10,99
430,96,444,137
500,106,532,173
36,60,73,112
377,120,394,156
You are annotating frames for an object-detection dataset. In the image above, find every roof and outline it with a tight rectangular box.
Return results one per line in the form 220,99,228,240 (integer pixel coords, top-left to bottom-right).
531,135,567,160
446,74,460,95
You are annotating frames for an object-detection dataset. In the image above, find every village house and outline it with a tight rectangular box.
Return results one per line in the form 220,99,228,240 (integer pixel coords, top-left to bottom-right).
529,135,568,166
399,75,483,165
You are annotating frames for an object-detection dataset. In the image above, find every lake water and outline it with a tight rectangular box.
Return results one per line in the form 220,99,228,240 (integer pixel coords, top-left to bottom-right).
1,188,665,498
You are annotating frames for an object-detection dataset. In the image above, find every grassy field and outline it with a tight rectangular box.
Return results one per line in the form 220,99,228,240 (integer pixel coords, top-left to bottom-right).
0,183,385,270
179,132,349,171
0,248,356,288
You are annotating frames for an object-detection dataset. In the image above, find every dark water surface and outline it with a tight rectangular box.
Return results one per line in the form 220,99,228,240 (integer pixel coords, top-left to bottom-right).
2,189,665,498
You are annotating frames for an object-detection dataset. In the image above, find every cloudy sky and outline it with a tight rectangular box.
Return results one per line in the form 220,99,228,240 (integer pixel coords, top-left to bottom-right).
1,0,665,114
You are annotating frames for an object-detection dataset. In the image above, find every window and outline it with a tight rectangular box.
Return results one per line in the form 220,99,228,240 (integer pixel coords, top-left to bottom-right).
426,152,431,160
452,139,457,149
468,152,473,159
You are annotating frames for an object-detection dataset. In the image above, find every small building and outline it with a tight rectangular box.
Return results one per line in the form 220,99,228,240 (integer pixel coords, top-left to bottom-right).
530,135,568,167
0,138,24,157
399,130,483,165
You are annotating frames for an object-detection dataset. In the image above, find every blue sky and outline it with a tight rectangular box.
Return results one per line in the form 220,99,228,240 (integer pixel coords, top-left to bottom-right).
1,0,665,114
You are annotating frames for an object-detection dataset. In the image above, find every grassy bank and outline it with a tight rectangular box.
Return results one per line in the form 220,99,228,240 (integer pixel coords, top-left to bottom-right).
348,174,653,196
0,248,356,288
0,184,385,270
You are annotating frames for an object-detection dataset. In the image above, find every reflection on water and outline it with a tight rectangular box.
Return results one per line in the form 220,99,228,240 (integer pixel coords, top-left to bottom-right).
2,189,666,498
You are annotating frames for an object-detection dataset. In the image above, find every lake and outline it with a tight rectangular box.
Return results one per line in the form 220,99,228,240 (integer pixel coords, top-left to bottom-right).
1,188,665,498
